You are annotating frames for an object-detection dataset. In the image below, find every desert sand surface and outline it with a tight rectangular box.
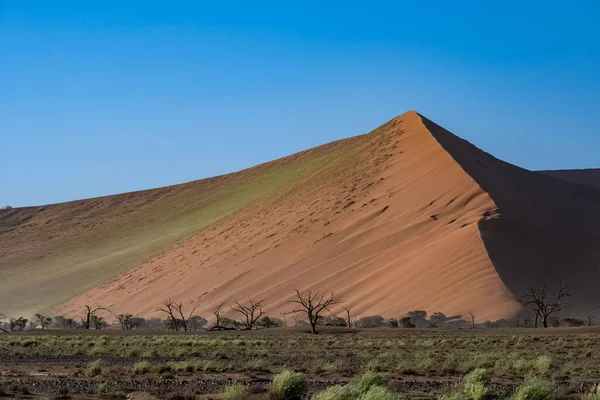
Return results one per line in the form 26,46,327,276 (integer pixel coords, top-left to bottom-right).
3,111,599,321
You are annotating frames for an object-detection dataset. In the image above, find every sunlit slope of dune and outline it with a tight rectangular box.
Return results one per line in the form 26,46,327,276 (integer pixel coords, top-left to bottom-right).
0,137,361,316
57,111,532,322
5,111,599,321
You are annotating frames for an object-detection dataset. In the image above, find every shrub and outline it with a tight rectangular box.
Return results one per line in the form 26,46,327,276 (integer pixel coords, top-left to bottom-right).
463,368,490,400
356,372,390,394
95,381,109,395
269,370,306,400
314,381,405,400
439,392,469,400
512,377,559,400
581,384,600,400
221,383,249,400
87,360,103,377
535,356,553,375
361,386,406,400
132,361,152,374
314,385,360,400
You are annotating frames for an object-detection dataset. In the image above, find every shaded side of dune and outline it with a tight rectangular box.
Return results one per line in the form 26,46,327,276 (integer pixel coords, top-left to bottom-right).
538,169,600,189
420,115,600,315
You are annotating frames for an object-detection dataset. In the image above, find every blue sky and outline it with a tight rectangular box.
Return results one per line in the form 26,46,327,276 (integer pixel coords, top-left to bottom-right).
1,1,599,207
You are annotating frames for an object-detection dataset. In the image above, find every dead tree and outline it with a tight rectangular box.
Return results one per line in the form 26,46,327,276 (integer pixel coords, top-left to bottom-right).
290,289,342,334
91,314,107,329
80,305,109,330
208,303,235,331
342,305,354,327
156,298,198,332
521,283,572,328
231,298,265,330
117,314,134,330
468,310,475,329
588,306,599,326
9,317,28,331
34,314,53,330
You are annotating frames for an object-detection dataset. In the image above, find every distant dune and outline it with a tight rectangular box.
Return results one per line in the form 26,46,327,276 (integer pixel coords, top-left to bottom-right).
538,169,600,189
2,111,599,322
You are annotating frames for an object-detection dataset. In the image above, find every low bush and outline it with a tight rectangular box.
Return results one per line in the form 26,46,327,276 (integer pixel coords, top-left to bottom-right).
220,383,249,400
87,360,103,377
360,385,407,400
581,384,600,400
512,377,559,400
463,368,490,400
269,369,306,400
132,360,152,374
314,385,360,400
535,356,553,376
356,372,390,394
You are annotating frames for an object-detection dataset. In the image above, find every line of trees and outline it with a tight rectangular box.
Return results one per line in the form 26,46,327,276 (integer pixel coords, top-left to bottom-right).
1,283,597,333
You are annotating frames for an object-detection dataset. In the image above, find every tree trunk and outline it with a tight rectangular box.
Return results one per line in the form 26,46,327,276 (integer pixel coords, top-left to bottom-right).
542,315,548,328
534,311,539,328
309,320,317,334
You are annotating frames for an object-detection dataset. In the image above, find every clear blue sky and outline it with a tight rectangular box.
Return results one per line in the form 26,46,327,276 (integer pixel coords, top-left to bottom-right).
2,1,599,207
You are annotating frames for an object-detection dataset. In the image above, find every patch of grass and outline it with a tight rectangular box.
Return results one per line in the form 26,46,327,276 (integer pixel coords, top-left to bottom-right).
581,385,600,400
269,369,306,400
535,356,553,376
512,377,559,400
463,368,490,400
132,360,152,374
361,385,406,400
356,372,390,394
87,359,103,377
220,383,249,400
95,381,110,395
314,385,360,400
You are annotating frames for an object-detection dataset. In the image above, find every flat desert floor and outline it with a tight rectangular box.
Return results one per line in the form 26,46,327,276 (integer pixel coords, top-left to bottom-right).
0,327,599,399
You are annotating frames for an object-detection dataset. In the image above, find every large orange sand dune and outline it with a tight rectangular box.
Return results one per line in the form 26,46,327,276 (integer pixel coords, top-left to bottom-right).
48,111,600,322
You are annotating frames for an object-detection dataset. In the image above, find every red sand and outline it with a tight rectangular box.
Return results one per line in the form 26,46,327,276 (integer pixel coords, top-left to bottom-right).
55,111,600,322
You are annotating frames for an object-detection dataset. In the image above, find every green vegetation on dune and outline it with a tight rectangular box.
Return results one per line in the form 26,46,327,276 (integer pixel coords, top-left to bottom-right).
0,139,362,316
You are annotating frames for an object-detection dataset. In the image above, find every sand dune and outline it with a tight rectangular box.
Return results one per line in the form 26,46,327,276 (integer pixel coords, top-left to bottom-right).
4,111,599,322
539,169,600,189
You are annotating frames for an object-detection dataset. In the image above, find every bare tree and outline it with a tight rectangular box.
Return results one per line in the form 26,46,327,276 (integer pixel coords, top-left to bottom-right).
156,298,198,332
81,305,109,330
35,314,53,330
91,314,108,329
117,314,134,330
521,283,572,328
289,289,342,334
468,310,475,329
208,303,226,330
9,317,28,331
231,298,265,330
588,306,599,326
342,305,354,327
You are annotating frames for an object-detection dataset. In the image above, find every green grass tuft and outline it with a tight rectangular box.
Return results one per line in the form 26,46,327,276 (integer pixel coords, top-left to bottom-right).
512,377,559,400
220,383,249,400
463,368,490,400
269,369,306,400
